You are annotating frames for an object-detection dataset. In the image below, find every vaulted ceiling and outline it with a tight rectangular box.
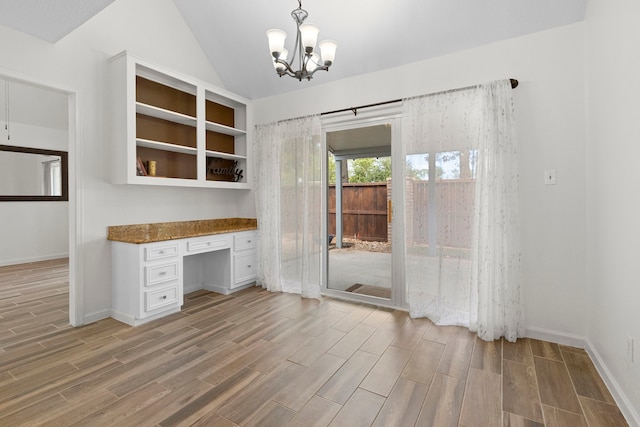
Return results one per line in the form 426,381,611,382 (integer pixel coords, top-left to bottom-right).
0,0,587,100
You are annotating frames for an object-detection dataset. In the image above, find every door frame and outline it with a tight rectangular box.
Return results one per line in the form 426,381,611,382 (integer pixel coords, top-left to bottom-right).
320,104,406,309
0,69,82,326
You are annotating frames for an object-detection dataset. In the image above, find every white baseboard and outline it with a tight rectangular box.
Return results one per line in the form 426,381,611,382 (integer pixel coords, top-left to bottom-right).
205,282,255,295
0,253,69,267
83,308,111,325
525,326,639,427
110,307,180,327
585,339,640,427
525,326,587,349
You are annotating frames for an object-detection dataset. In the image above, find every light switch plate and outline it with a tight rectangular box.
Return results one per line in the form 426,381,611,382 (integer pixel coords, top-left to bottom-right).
544,170,557,185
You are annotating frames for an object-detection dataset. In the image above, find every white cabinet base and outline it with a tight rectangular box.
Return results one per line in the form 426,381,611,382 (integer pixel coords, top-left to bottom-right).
205,282,256,295
111,306,181,327
112,230,258,326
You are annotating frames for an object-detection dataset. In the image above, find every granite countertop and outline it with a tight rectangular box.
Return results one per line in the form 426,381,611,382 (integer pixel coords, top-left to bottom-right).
107,218,257,244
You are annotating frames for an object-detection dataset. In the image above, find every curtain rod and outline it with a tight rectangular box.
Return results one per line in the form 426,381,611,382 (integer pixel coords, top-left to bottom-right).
320,78,519,117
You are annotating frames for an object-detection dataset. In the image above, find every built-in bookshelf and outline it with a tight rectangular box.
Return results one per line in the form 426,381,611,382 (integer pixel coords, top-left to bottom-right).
109,52,250,189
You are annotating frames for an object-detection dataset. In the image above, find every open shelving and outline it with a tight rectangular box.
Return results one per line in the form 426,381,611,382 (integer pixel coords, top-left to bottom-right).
109,52,251,189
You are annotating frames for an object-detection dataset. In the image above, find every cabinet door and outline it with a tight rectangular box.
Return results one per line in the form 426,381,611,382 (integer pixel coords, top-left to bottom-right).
233,251,257,286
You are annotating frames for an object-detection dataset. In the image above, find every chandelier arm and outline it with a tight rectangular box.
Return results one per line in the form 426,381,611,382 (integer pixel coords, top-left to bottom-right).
297,27,305,73
274,58,297,76
305,65,329,79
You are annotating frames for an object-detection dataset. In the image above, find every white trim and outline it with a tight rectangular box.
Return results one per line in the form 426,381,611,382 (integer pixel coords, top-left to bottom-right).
525,326,587,349
585,339,640,427
68,90,84,327
0,253,69,267
84,308,112,325
525,327,639,427
205,282,255,295
0,67,82,328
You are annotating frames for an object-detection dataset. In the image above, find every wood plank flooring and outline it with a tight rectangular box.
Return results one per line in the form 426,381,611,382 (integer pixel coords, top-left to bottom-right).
0,259,629,426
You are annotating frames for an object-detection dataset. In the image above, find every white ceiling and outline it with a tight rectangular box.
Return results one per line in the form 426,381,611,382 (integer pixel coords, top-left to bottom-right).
0,0,114,43
173,0,587,99
0,0,586,100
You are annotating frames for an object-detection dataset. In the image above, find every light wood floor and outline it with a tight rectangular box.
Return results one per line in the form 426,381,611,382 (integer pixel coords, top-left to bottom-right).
0,258,629,426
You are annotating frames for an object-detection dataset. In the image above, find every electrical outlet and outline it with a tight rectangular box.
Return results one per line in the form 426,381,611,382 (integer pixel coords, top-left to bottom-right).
544,169,557,185
627,335,635,363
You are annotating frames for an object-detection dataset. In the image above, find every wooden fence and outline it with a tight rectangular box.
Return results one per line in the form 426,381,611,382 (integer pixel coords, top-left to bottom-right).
328,179,475,248
328,183,388,242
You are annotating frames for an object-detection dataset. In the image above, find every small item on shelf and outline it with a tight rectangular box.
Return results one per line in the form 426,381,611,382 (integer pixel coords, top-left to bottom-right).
147,160,157,176
206,157,243,182
136,157,147,176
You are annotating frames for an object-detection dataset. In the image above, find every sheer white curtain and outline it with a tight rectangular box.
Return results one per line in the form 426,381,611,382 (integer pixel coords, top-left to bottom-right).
402,79,523,342
254,115,323,298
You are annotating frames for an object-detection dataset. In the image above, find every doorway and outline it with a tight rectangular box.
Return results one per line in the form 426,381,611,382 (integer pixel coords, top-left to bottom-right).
0,74,79,326
322,110,404,307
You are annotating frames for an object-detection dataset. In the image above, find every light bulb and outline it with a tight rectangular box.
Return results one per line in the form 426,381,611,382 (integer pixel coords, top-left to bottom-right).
299,23,319,53
319,40,337,66
266,29,286,57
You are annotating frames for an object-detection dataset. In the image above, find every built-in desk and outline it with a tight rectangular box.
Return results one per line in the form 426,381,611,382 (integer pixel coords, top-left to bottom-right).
108,218,257,326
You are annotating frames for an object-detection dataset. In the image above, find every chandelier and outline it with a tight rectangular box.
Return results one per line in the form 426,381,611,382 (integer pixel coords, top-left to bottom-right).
266,1,337,81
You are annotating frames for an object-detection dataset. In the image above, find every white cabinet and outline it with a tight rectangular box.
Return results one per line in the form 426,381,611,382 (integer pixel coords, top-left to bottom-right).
112,241,182,326
109,51,251,189
232,231,257,288
111,231,258,325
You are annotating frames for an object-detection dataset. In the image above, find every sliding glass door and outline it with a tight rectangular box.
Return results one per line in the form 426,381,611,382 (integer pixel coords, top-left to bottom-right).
321,111,404,308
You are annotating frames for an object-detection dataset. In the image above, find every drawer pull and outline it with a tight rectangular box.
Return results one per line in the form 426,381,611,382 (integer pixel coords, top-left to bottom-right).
161,295,167,300
159,271,167,276
247,264,252,268
159,250,165,255
247,240,252,243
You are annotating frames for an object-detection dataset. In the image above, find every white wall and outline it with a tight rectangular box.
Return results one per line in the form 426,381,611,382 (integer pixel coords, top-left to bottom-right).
254,23,588,339
0,0,254,321
586,0,640,419
0,123,69,266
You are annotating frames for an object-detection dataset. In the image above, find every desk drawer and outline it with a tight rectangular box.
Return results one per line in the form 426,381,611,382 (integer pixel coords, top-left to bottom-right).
145,262,178,287
234,251,257,285
144,243,179,261
187,236,230,252
234,233,257,252
144,285,179,313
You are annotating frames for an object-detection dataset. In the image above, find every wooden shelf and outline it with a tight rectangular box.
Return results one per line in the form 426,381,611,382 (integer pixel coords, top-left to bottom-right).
136,103,196,127
205,121,246,136
206,150,246,161
137,138,197,155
